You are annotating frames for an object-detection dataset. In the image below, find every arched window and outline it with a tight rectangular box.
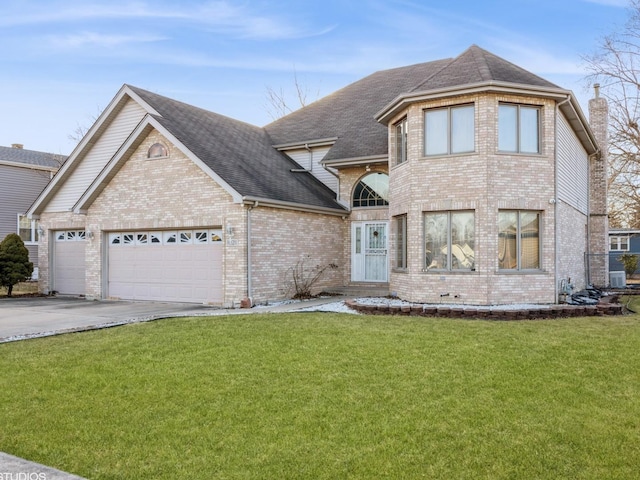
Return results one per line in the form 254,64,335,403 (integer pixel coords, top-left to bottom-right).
147,142,168,158
352,173,389,208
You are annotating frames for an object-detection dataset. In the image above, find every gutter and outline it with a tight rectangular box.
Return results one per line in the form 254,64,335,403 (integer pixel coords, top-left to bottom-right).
241,196,347,216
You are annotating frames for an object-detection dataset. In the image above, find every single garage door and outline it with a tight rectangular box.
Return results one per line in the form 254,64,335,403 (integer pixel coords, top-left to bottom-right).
53,230,87,295
107,229,223,304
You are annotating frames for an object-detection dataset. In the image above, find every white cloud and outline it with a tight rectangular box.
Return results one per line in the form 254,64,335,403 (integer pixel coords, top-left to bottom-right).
581,0,629,6
0,1,333,40
48,31,166,48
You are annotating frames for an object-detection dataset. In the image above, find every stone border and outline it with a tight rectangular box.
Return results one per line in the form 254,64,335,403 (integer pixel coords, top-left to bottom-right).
344,299,624,320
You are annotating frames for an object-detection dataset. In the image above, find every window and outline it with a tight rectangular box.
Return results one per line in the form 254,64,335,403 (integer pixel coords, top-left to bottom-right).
395,215,407,269
18,215,38,243
424,104,474,156
498,211,541,270
424,211,475,271
610,236,629,251
353,173,389,207
499,104,540,153
395,117,408,165
147,142,168,158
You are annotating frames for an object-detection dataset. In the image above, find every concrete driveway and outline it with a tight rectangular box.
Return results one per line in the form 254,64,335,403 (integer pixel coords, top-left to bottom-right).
0,296,224,343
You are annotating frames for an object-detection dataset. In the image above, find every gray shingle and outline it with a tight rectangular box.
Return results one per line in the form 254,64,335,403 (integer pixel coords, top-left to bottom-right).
128,86,344,211
126,46,561,210
0,145,66,169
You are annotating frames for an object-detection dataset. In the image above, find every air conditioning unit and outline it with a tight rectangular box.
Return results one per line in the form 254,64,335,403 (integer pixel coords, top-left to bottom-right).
610,271,626,288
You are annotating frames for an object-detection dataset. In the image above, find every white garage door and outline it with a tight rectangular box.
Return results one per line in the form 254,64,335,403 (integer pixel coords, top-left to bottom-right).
107,229,223,304
53,230,86,295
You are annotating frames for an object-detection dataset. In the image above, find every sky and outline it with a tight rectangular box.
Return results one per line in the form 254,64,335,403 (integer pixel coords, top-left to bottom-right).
0,0,632,156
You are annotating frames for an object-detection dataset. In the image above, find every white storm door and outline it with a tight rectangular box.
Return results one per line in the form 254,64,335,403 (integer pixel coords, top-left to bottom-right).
351,222,388,282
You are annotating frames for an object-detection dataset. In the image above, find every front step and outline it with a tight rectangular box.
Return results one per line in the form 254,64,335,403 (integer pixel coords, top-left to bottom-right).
324,283,390,298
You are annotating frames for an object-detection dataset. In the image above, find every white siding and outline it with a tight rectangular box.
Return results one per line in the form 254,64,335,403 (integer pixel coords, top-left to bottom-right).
557,112,589,214
285,146,337,192
45,100,147,212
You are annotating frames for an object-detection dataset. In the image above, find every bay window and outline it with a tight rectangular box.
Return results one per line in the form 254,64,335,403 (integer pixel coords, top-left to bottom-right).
424,211,475,271
499,104,540,153
424,104,475,156
395,214,407,269
395,117,408,165
498,211,541,270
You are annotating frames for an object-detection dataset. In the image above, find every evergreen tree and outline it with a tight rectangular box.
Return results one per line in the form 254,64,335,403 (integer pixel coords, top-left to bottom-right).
0,233,34,297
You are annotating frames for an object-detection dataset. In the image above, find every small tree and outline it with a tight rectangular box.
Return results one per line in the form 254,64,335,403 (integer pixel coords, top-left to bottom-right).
0,233,34,297
617,253,639,278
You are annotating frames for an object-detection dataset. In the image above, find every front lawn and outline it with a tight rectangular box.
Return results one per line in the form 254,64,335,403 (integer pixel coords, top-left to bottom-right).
1,313,639,479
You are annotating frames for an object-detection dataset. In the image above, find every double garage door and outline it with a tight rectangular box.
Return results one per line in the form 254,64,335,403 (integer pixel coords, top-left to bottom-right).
107,229,223,304
53,228,223,304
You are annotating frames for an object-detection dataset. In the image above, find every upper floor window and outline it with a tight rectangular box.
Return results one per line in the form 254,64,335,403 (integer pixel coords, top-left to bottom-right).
424,104,474,156
610,235,629,251
498,211,541,270
18,215,38,244
395,117,408,165
147,142,168,159
498,104,540,153
353,173,389,208
424,211,475,271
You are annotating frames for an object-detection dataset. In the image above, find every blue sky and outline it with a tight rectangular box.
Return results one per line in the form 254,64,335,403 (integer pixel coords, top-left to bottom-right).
0,0,631,155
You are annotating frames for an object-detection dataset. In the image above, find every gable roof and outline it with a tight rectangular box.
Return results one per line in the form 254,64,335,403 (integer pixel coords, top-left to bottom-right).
30,45,599,218
127,86,345,212
0,145,65,170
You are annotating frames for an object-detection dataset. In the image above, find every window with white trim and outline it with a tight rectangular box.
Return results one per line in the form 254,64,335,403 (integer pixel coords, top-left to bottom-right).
18,215,38,243
609,235,629,252
424,104,475,156
498,104,540,153
109,230,224,246
352,173,389,208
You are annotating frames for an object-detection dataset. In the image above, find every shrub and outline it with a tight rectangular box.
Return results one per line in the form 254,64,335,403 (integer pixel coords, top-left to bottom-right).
0,233,34,297
617,253,639,277
285,255,338,299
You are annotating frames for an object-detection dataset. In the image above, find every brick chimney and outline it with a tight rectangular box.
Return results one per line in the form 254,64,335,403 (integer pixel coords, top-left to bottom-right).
11,143,23,149
588,84,609,287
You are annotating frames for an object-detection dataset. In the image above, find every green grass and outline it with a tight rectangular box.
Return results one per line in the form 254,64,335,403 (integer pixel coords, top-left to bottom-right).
1,313,640,479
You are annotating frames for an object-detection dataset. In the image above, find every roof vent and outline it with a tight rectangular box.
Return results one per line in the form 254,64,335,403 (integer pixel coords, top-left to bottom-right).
11,143,23,149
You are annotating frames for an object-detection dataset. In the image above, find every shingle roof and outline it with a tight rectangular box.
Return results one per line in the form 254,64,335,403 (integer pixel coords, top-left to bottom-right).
266,45,560,162
264,57,451,161
0,145,65,169
410,45,559,92
128,85,345,211
126,46,564,210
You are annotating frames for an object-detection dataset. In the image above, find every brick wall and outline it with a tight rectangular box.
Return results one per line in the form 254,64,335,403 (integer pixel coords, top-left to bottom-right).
385,93,558,304
249,207,345,303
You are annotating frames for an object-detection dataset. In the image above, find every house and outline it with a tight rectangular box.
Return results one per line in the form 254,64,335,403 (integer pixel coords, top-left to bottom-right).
609,228,640,275
0,144,65,279
27,45,609,306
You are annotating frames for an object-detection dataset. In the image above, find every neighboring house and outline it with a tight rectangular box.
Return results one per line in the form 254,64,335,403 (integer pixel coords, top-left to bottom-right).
0,144,65,279
27,45,608,306
609,228,640,274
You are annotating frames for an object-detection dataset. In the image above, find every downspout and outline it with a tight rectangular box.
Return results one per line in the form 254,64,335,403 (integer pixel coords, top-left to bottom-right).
555,95,571,303
246,201,258,306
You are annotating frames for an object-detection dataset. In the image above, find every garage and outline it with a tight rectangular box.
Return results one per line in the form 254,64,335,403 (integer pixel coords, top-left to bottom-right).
52,230,87,295
107,229,223,304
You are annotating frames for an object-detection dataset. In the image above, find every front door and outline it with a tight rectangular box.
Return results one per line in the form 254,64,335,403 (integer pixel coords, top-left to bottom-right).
351,222,388,282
